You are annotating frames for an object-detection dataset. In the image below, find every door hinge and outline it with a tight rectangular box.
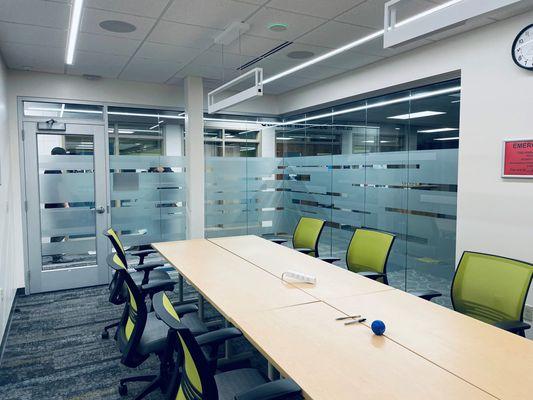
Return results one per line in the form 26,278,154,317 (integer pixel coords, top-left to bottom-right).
21,129,25,141
24,200,28,212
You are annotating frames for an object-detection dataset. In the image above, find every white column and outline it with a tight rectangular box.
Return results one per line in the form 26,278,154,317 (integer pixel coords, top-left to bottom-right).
185,76,205,239
260,127,276,158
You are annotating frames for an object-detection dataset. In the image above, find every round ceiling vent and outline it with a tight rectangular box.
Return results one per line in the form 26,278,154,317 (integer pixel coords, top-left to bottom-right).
99,20,137,33
268,23,288,32
287,50,315,59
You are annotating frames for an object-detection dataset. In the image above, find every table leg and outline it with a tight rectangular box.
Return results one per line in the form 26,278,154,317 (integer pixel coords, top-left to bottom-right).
198,294,205,321
268,362,280,381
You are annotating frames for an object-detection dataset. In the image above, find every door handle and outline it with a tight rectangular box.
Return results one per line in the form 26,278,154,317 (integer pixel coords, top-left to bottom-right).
91,206,106,214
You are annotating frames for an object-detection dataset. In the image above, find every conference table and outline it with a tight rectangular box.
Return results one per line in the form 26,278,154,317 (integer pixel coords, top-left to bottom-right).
153,235,533,400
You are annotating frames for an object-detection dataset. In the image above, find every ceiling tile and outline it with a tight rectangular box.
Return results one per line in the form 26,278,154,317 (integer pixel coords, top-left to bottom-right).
0,0,69,29
77,32,141,57
175,63,240,81
81,8,157,40
194,50,255,69
219,35,286,57
268,0,364,19
0,22,66,47
269,42,332,60
86,0,169,18
297,20,376,48
120,57,183,83
246,7,326,41
148,20,221,50
336,0,439,29
320,50,383,70
163,0,259,29
66,51,130,78
136,42,203,64
1,42,65,73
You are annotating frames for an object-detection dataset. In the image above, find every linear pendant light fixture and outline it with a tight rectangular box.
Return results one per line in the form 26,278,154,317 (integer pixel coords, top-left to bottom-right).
65,0,84,65
262,0,463,85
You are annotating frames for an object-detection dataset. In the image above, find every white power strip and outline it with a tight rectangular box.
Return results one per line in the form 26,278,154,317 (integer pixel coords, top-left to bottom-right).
281,270,317,285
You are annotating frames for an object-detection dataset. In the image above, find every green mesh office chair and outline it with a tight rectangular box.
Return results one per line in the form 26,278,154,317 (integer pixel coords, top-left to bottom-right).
109,257,242,399
152,291,302,400
416,251,533,337
321,228,395,284
102,228,175,339
270,216,325,257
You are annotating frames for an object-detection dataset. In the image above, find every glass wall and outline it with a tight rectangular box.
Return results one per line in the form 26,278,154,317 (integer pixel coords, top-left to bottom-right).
108,107,187,251
204,79,460,307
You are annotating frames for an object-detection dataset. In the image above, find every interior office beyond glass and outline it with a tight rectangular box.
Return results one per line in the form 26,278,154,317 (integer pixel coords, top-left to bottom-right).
204,79,460,307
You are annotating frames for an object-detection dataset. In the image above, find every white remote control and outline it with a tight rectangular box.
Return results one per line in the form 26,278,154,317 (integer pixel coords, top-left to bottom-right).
281,270,317,284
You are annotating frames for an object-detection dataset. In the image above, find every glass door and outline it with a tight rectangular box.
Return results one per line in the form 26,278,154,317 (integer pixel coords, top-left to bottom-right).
23,121,109,293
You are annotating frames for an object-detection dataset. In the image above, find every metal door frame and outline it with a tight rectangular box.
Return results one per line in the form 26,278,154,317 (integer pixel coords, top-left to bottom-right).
22,120,109,293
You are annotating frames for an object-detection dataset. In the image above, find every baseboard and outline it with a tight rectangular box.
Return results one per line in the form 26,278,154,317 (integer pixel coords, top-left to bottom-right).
0,289,21,366
524,304,533,323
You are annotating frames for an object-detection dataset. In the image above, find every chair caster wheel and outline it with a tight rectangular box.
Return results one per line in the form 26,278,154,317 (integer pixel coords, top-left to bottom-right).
101,331,110,339
118,384,128,396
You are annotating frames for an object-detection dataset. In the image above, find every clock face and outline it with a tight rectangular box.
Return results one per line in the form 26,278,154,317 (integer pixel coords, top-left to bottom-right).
512,24,533,70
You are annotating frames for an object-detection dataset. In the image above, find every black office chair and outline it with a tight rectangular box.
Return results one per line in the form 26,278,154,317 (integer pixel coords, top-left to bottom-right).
109,256,242,399
101,228,175,339
152,291,302,400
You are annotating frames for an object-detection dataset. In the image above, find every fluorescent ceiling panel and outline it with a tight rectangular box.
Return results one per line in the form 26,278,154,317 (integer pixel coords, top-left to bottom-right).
388,111,446,120
418,127,458,133
65,0,84,65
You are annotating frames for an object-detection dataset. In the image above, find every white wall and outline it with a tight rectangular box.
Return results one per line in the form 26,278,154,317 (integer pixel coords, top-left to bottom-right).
0,55,16,342
277,11,533,305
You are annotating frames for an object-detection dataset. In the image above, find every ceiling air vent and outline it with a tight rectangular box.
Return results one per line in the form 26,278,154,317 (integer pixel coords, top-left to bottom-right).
237,41,293,71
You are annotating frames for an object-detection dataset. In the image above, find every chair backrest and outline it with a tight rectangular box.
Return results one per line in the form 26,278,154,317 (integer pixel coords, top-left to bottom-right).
452,252,533,325
153,292,217,400
104,228,128,267
292,217,325,257
107,255,149,368
346,228,395,277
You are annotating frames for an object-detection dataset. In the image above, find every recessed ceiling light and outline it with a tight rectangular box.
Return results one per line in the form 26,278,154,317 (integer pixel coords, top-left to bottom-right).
418,127,458,133
268,23,288,32
287,51,315,60
388,111,446,120
99,20,137,33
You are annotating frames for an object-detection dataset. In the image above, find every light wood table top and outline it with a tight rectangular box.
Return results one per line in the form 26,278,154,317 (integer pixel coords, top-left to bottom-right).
238,301,495,400
209,235,393,301
329,290,533,400
152,239,316,323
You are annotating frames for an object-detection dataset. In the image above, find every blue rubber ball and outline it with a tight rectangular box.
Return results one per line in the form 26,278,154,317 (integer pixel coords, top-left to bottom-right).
371,320,386,336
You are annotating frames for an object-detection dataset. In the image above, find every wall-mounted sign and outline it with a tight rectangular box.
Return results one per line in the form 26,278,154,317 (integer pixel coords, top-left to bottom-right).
502,139,533,178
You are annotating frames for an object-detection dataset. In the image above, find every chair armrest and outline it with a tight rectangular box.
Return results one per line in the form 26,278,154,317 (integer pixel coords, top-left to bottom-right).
132,260,164,271
196,327,242,348
294,248,313,255
141,279,177,296
235,379,301,400
133,261,166,284
410,290,442,301
319,256,341,264
493,320,531,334
129,249,158,265
130,249,157,258
269,238,288,245
358,271,386,280
173,304,199,317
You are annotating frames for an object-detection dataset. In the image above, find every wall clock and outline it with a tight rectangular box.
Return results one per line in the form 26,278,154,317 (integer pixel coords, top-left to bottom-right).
512,24,533,70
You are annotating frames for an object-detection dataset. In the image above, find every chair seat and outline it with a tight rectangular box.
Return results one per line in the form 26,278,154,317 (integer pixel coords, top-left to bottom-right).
137,312,169,356
180,312,209,336
215,368,267,400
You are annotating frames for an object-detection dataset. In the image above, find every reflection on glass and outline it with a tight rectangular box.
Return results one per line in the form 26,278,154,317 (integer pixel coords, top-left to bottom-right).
109,107,186,252
38,134,97,270
24,101,103,120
